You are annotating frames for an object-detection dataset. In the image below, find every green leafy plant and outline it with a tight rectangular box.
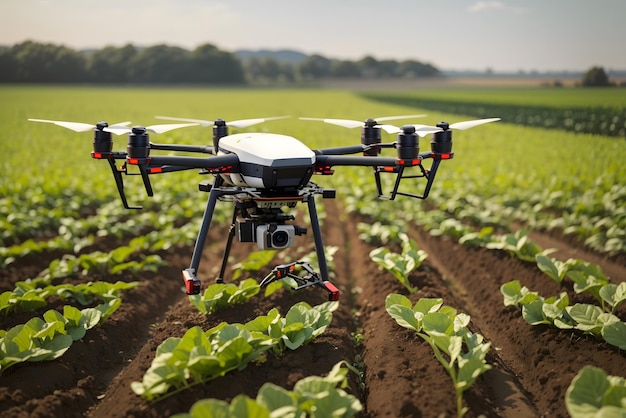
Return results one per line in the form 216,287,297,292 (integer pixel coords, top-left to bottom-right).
500,280,626,350
535,254,573,285
385,294,491,418
0,278,139,315
486,229,553,262
370,233,427,294
564,259,610,306
0,299,121,374
171,361,362,418
231,250,277,280
357,221,403,245
565,366,626,417
132,301,338,400
188,279,261,314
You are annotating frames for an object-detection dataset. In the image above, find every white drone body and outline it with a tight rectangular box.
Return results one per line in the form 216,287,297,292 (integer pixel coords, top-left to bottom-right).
218,132,316,189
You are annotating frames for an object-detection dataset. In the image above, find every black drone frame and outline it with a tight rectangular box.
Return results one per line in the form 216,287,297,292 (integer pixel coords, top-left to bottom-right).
88,119,455,301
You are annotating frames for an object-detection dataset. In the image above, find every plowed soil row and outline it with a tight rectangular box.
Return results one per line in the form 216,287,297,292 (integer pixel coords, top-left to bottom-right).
1,198,625,417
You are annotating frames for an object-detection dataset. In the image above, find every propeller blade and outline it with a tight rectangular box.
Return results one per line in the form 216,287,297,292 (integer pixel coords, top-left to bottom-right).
147,123,199,134
103,123,198,135
28,119,132,135
300,115,427,132
377,124,403,134
228,116,290,129
299,117,364,129
378,124,443,136
448,118,501,130
28,119,96,132
155,115,289,129
412,125,445,137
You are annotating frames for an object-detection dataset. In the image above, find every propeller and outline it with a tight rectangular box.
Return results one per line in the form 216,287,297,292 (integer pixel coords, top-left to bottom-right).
299,114,426,134
28,118,132,135
154,115,290,129
103,123,199,136
438,117,501,130
386,117,502,136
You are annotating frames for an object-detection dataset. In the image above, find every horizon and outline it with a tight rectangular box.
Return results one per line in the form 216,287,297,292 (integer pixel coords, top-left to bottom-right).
2,0,626,74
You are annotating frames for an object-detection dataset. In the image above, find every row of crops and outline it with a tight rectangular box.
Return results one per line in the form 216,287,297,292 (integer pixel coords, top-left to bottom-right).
361,87,626,137
1,86,625,416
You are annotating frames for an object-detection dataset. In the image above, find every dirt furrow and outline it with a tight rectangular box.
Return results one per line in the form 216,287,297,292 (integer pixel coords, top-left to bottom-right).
410,226,626,417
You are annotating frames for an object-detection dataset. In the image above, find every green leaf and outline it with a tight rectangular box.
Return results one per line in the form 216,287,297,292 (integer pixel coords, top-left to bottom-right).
187,346,223,382
501,280,539,307
230,395,271,418
414,298,444,315
567,304,604,334
600,283,626,310
428,332,462,361
535,254,567,284
456,349,492,391
565,366,611,416
601,321,626,350
422,312,454,335
256,383,298,415
187,398,232,418
385,293,412,309
522,300,550,325
385,303,421,331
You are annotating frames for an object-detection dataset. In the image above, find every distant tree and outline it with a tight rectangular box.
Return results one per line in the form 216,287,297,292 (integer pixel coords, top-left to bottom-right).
244,57,294,83
396,60,439,78
0,47,18,82
131,44,191,83
377,59,398,78
86,44,137,83
189,43,245,83
357,56,379,78
297,54,331,79
581,66,611,86
9,41,87,82
329,60,361,78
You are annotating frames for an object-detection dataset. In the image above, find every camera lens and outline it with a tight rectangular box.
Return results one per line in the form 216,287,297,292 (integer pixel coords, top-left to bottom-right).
271,231,289,247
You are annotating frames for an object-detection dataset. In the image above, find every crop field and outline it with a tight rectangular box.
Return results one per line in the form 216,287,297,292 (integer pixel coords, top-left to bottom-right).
1,85,625,417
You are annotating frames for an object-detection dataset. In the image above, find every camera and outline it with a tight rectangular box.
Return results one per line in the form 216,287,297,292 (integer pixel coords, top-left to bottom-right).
236,220,306,250
257,224,296,250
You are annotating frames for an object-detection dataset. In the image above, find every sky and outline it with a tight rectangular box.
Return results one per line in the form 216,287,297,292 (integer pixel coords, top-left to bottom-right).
1,0,625,73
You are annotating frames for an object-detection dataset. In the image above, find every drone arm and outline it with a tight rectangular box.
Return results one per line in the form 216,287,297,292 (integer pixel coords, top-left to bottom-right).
130,154,240,172
313,143,396,156
315,155,401,167
149,142,215,154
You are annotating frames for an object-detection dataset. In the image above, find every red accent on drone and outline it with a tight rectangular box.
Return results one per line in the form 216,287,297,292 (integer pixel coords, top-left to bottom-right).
315,165,334,175
398,159,420,166
182,270,201,295
207,165,232,174
149,167,163,174
322,281,340,301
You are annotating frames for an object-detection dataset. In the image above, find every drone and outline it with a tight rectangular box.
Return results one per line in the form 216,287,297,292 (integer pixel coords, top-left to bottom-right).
28,114,500,301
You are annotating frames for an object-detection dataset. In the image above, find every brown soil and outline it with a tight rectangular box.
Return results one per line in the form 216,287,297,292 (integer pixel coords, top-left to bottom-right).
1,198,625,418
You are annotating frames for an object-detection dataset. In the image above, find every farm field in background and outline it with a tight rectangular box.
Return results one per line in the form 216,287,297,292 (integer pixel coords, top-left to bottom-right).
1,85,625,417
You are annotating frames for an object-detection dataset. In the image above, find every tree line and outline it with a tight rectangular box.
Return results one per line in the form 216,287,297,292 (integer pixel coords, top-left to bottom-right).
0,41,440,84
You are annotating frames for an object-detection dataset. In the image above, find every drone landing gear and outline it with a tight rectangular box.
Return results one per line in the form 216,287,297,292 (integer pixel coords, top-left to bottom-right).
182,179,339,301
